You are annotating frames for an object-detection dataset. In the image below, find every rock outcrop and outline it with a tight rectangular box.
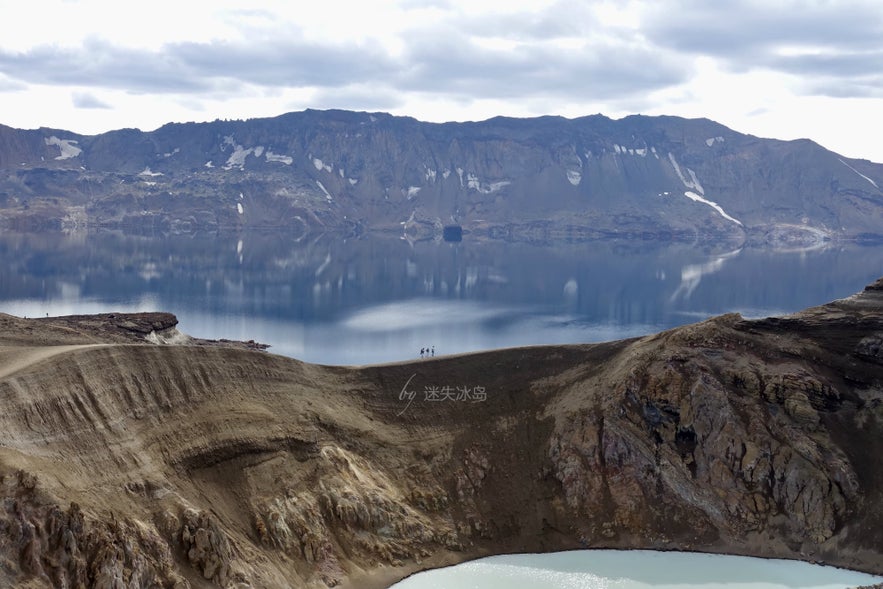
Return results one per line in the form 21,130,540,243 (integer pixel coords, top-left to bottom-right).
2,280,883,587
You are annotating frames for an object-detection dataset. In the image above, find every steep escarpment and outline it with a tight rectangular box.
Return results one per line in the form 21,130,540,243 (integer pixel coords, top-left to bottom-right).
2,280,883,587
1,111,882,242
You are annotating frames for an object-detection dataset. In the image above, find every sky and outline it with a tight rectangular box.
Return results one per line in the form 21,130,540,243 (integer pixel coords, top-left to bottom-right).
1,0,882,162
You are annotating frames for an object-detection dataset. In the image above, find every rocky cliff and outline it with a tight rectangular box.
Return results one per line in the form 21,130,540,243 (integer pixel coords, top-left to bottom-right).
1,111,882,243
1,280,883,587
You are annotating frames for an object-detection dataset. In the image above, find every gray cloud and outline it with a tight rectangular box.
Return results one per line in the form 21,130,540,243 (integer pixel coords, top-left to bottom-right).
0,24,690,108
396,25,689,100
0,38,210,93
768,50,883,79
0,36,396,95
641,0,883,96
644,0,883,54
0,0,880,113
170,39,395,89
804,75,883,98
48,1,883,111
72,91,112,109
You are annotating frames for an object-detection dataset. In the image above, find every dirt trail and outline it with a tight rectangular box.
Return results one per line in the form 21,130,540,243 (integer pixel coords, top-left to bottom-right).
0,344,106,380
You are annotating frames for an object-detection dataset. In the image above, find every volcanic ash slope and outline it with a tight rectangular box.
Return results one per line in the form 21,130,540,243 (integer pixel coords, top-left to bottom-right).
1,282,883,588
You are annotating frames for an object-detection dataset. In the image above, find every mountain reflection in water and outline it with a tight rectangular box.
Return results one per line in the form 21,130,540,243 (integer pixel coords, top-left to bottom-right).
1,230,882,365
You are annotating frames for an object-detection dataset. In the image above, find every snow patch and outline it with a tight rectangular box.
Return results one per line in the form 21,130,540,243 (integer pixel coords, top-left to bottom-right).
316,181,332,200
45,136,82,160
163,148,180,158
142,181,157,186
456,167,464,186
406,186,421,198
222,136,257,170
339,168,344,178
204,161,214,168
684,191,742,226
705,136,725,147
348,178,358,185
442,169,451,180
425,167,437,182
686,168,705,195
466,173,510,194
312,157,333,173
253,146,264,157
488,181,510,192
668,153,704,194
839,159,879,190
237,202,244,215
466,173,481,191
613,144,645,156
566,170,582,186
265,151,292,165
139,167,163,177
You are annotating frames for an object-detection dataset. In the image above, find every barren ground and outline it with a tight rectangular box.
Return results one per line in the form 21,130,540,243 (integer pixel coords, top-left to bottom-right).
1,282,883,588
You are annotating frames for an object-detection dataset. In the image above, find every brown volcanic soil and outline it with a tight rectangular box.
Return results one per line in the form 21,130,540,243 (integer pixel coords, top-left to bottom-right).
2,281,883,588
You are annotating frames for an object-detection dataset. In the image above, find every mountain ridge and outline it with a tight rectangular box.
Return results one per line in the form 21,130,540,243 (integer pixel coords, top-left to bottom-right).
1,110,881,242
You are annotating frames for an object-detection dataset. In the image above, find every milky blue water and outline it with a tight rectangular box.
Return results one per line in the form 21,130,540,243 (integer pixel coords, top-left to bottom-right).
2,231,882,365
389,550,883,589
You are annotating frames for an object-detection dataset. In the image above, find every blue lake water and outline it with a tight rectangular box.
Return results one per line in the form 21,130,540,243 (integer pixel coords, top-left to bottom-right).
389,550,883,589
2,231,882,365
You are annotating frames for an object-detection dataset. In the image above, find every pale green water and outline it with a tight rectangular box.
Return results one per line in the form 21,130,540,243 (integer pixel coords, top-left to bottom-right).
390,550,882,589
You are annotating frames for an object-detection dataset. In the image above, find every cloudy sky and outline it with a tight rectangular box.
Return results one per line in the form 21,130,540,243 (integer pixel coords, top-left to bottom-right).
2,0,882,161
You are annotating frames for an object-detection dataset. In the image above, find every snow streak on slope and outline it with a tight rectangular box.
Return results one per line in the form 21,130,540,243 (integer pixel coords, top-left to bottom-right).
684,191,742,226
839,159,880,190
668,153,704,194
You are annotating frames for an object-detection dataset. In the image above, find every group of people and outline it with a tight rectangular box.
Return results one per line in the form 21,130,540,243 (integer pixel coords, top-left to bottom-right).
419,346,435,358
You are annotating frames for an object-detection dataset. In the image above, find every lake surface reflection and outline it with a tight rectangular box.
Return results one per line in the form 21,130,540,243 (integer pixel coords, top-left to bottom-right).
389,550,883,589
2,231,883,365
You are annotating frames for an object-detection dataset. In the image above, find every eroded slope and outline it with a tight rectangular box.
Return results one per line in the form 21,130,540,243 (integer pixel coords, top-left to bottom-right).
1,281,883,588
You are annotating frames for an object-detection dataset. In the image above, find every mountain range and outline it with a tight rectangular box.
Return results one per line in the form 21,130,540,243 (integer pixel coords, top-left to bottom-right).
1,110,882,243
